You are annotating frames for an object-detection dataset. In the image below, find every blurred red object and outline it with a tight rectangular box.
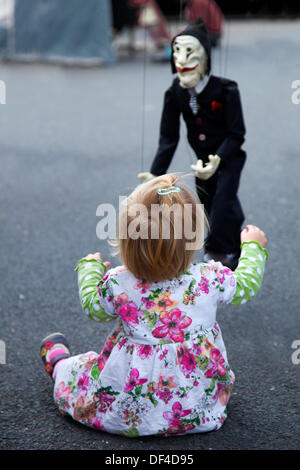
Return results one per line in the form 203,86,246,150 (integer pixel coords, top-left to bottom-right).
128,0,223,48
130,0,149,5
185,0,224,45
130,0,172,46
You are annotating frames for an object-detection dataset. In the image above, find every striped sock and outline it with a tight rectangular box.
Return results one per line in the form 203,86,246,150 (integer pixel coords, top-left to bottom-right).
48,348,68,361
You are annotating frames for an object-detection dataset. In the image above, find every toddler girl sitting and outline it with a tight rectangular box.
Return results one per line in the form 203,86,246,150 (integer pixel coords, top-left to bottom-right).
40,174,267,437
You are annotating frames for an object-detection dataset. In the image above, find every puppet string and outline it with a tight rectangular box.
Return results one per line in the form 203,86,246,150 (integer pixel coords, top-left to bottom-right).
140,15,147,173
223,3,231,77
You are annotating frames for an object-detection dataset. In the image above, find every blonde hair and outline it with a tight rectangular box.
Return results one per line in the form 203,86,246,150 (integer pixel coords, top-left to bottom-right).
113,174,208,282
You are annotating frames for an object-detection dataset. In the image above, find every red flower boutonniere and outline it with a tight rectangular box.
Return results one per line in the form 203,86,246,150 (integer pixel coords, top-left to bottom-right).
211,100,223,111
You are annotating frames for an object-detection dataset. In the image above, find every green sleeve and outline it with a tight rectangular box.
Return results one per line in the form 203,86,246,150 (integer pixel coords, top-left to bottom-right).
231,241,268,306
75,258,116,323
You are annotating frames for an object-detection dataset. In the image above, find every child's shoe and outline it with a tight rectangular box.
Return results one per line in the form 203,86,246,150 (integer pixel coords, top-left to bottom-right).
40,332,71,381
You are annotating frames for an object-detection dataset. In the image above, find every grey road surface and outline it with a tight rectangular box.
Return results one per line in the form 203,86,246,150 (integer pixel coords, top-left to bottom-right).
0,20,299,450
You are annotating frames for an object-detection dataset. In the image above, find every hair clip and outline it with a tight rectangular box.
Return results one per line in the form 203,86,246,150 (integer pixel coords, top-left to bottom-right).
157,186,181,195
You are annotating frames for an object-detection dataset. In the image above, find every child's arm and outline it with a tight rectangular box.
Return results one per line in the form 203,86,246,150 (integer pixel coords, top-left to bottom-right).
231,225,268,305
75,252,116,322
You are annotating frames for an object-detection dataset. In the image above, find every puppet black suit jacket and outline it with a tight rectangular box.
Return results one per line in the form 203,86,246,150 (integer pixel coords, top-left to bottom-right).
150,75,246,176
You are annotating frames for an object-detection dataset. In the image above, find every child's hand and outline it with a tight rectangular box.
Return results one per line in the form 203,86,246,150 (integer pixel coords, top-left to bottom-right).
241,225,267,248
84,252,111,268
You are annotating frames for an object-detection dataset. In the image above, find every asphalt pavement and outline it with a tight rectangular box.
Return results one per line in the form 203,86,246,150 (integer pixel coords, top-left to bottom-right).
0,20,299,450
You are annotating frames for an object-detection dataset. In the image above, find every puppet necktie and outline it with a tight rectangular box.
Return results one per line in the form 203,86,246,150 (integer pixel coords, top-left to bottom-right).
188,88,198,115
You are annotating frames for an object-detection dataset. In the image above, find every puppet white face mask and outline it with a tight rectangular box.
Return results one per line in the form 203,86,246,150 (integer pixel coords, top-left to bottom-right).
173,35,207,89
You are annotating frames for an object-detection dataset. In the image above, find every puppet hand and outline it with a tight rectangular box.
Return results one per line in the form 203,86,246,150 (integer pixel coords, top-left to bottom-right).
138,172,155,182
191,155,221,180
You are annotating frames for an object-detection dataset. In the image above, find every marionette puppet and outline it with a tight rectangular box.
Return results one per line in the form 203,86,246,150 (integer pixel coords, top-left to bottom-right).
138,17,246,270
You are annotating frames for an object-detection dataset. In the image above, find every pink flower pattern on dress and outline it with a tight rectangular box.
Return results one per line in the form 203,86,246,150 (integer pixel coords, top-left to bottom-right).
205,349,227,378
177,344,196,376
141,297,156,309
95,391,117,414
55,382,72,400
156,375,177,404
114,293,141,325
97,327,121,371
197,276,210,294
153,308,192,342
163,402,195,434
213,383,233,406
77,373,89,396
124,368,148,392
91,418,104,430
134,279,151,293
163,401,191,422
137,344,153,359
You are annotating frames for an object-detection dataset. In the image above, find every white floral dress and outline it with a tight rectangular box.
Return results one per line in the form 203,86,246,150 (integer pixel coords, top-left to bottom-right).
53,242,268,437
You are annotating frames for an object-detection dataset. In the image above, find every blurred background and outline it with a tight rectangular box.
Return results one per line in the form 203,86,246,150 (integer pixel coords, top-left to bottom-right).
0,0,299,64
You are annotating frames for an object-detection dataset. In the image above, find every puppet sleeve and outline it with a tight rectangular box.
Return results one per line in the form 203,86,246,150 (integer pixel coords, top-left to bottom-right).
75,258,117,323
231,241,268,305
150,85,181,176
216,80,246,161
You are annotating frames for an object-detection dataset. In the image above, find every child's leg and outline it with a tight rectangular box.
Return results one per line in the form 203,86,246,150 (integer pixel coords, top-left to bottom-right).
40,332,71,381
48,348,69,380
